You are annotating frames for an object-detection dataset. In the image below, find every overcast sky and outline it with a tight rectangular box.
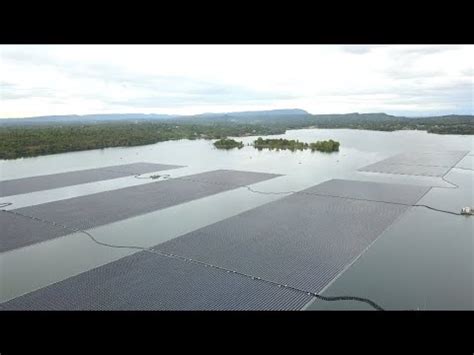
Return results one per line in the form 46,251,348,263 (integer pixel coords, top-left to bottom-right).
0,45,472,118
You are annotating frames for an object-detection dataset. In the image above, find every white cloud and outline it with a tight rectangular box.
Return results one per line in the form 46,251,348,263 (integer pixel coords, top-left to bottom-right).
0,45,472,118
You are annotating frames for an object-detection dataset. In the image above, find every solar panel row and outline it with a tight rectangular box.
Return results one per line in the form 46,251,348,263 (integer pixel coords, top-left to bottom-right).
0,162,183,197
0,169,281,253
1,179,429,310
358,151,469,177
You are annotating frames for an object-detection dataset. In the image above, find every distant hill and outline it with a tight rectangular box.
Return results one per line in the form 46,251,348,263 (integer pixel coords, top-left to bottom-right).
177,109,310,124
0,109,310,126
223,109,308,117
191,109,308,117
0,113,179,126
0,109,472,130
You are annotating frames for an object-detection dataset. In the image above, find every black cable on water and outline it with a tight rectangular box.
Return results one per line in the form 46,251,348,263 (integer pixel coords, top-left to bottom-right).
0,205,386,311
79,227,387,310
312,293,385,311
246,186,296,195
413,204,462,216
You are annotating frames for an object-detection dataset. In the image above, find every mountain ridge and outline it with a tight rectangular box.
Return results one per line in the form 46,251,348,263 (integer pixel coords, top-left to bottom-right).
0,109,472,127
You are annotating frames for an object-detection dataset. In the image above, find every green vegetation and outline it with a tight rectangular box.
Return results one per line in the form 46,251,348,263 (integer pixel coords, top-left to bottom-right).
0,122,284,160
0,111,470,160
254,138,308,151
253,138,340,152
281,113,474,135
309,139,340,152
213,138,244,149
174,112,473,135
187,113,474,134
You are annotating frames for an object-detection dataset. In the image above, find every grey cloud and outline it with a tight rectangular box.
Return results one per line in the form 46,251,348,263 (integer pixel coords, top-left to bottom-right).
1,47,53,66
383,46,465,77
462,68,474,77
2,45,471,116
0,81,16,88
317,79,472,114
385,68,444,80
104,89,297,109
341,45,460,58
394,45,460,56
322,79,467,97
43,60,299,105
2,52,297,106
386,46,463,71
340,45,383,55
107,96,225,108
393,80,473,103
178,84,298,100
37,60,288,101
1,81,56,100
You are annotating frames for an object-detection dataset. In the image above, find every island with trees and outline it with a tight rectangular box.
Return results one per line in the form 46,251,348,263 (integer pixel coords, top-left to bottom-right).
308,139,340,152
213,138,244,149
253,137,340,152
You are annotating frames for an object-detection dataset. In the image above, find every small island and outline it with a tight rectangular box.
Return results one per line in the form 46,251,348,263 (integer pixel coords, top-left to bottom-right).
308,139,340,152
213,138,244,150
253,137,340,152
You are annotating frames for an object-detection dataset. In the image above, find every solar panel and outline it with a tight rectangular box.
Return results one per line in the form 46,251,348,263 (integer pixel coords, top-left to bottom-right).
0,169,280,252
0,162,183,197
1,179,428,310
0,251,312,310
379,151,469,167
358,151,469,177
154,180,429,294
302,178,430,205
0,212,69,253
359,163,449,177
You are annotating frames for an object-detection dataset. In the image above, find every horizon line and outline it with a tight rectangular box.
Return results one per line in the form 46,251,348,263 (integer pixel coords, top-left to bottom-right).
1,109,473,120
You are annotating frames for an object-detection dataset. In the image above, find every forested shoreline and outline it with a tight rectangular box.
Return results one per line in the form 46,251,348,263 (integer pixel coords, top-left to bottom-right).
0,113,472,160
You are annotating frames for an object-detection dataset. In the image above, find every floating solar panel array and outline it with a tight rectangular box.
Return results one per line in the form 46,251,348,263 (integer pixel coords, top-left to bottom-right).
0,251,312,310
154,180,429,294
0,169,280,253
0,162,183,197
0,179,430,310
358,151,469,177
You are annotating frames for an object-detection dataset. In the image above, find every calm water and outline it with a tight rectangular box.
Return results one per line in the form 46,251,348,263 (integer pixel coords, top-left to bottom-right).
1,129,473,308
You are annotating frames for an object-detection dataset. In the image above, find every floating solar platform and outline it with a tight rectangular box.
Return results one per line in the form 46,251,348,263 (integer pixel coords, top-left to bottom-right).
0,162,183,197
0,211,69,253
0,178,429,310
0,250,312,310
359,163,449,177
154,179,430,295
377,151,469,167
0,169,280,253
358,151,469,177
302,179,430,205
